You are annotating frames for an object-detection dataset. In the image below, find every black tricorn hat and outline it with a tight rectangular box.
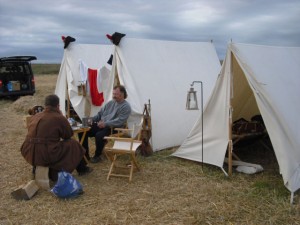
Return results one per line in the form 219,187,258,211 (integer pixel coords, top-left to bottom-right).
106,32,126,45
107,54,113,65
62,36,76,49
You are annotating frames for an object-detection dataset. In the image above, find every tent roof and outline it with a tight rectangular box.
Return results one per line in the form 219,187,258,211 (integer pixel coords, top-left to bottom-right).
113,38,221,151
173,43,300,193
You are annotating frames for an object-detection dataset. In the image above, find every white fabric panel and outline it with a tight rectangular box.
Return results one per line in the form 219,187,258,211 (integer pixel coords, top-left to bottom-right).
55,57,68,115
114,38,221,151
55,44,113,119
174,42,300,193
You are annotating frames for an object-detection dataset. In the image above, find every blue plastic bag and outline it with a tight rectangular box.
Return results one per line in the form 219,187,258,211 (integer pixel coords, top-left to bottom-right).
51,171,83,198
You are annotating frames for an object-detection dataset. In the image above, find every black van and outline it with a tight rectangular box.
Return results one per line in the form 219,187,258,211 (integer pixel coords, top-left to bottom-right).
0,56,37,98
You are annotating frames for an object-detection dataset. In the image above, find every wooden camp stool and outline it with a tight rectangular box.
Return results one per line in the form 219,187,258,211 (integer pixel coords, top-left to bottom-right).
104,135,142,182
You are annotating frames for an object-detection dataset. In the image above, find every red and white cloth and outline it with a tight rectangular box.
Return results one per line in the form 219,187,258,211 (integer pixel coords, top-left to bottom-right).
88,68,104,106
79,60,106,106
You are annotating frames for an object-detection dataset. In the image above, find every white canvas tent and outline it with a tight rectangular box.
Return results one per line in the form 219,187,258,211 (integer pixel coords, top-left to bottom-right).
55,44,114,119
111,38,221,151
173,43,300,195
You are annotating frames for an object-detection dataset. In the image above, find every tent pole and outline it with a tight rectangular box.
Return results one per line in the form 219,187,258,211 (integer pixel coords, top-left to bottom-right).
66,83,70,118
201,82,203,171
228,51,234,176
228,106,233,176
67,97,70,118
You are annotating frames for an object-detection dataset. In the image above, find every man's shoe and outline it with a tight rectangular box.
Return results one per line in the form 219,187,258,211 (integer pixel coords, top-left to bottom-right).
90,156,101,163
78,167,93,176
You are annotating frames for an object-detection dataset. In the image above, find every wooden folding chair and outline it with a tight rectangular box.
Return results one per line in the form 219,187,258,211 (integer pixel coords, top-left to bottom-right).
109,127,131,138
104,128,142,182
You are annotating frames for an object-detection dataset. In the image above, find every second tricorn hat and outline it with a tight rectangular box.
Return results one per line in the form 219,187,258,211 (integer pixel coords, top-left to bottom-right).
106,32,126,45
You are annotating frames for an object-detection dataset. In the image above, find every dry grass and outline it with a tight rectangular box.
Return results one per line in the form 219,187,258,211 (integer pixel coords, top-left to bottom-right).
0,74,299,225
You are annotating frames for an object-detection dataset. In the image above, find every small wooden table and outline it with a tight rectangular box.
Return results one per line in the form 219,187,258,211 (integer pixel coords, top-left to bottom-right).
72,126,91,163
72,126,91,145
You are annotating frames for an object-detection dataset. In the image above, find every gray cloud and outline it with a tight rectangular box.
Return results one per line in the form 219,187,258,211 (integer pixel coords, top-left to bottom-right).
0,0,299,63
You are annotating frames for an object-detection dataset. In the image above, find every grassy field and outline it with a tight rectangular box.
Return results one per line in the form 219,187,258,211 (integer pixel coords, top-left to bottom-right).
0,68,299,224
31,64,61,75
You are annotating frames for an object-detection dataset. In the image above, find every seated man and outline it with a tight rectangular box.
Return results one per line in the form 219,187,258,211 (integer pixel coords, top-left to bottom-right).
80,85,131,163
21,94,92,181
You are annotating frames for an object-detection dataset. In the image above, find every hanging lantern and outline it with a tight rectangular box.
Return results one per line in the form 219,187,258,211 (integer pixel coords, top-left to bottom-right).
186,86,199,110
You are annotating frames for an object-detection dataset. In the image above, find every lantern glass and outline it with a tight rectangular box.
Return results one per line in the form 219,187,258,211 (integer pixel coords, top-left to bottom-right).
186,87,199,110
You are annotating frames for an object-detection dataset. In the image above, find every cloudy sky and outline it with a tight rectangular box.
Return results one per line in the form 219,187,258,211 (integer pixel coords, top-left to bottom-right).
1,0,299,63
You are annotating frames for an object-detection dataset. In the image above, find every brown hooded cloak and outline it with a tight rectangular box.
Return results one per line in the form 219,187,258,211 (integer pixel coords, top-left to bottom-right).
21,107,85,173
